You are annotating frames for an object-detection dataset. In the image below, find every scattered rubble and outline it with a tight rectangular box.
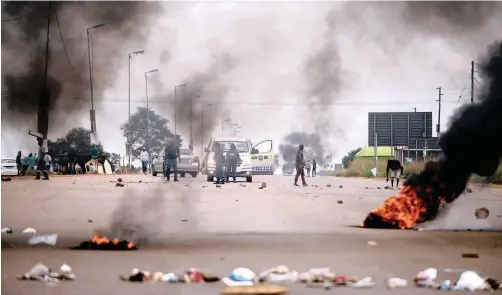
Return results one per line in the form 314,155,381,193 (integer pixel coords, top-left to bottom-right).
462,253,479,258
260,182,267,188
18,263,75,283
326,184,332,188
338,185,343,188
28,234,58,246
475,207,489,219
116,183,125,187
239,184,247,187
23,227,36,234
337,200,343,204
117,178,123,183
181,219,188,222
387,278,408,289
1,227,13,234
465,187,472,193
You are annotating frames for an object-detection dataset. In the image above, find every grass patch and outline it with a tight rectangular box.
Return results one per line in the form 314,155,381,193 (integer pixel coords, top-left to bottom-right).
331,157,502,184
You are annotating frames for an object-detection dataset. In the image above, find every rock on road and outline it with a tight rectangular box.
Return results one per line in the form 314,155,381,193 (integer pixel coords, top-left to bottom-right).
1,174,501,295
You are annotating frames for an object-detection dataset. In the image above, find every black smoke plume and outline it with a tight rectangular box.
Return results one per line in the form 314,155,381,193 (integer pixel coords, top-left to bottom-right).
279,132,328,171
1,1,161,136
364,40,502,228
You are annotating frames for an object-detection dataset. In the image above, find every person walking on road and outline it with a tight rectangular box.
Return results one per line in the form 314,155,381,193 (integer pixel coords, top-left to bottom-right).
294,144,308,187
306,160,312,177
35,139,46,180
226,143,241,183
90,145,99,174
16,151,22,176
140,148,149,175
312,159,317,177
164,137,180,182
213,142,225,184
386,159,404,189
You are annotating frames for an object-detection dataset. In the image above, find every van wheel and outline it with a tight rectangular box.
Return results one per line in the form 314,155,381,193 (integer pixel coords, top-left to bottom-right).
152,171,157,177
191,173,198,178
180,173,186,178
246,176,252,183
207,175,213,182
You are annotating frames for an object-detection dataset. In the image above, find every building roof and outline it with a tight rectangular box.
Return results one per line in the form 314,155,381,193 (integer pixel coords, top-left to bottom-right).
355,146,394,158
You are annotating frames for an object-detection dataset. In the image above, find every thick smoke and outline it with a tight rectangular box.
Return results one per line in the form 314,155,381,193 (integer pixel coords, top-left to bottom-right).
279,132,328,171
150,53,238,150
1,1,161,136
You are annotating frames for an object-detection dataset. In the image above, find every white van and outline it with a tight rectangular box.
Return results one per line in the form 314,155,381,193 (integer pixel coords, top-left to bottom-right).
203,136,273,182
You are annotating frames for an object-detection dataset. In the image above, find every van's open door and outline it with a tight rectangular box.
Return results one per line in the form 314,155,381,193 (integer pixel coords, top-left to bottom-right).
250,140,274,175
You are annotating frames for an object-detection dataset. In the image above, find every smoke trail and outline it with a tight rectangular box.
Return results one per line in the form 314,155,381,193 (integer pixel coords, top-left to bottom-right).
1,1,162,135
150,53,238,149
279,132,329,171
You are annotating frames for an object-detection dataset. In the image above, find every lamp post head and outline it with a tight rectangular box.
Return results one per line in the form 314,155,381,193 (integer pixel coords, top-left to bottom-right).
89,23,106,30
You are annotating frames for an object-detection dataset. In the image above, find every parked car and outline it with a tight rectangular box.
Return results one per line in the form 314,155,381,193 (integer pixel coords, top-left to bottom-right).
1,158,18,176
151,148,199,178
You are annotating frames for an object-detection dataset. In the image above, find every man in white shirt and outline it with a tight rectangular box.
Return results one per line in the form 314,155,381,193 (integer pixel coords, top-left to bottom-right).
42,152,51,180
140,148,149,175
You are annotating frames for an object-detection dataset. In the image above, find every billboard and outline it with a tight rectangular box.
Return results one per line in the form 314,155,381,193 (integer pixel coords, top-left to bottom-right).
368,112,434,147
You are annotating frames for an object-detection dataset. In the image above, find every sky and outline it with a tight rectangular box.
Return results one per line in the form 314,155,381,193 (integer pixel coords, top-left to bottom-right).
2,1,502,163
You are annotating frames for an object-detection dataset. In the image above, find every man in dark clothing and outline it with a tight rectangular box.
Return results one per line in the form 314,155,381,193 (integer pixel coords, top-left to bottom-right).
225,143,242,183
312,159,317,177
16,151,22,176
386,159,404,188
294,144,308,187
164,138,181,182
213,142,225,184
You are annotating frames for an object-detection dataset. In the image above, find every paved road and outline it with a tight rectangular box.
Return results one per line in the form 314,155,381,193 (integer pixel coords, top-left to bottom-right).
2,174,502,295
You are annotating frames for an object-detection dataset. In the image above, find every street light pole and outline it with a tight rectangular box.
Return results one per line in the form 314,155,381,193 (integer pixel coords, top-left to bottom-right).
189,95,200,151
145,69,159,174
174,84,186,145
86,23,106,137
127,50,144,171
201,104,212,161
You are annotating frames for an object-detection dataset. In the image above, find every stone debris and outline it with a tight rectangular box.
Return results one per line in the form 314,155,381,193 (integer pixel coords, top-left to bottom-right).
338,185,343,188
117,178,123,183
337,200,343,204
260,182,267,188
239,184,247,187
1,227,13,234
475,207,489,219
116,183,125,187
465,187,473,193
326,184,332,188
23,227,36,234
367,241,377,246
387,278,408,289
18,263,76,283
462,253,479,258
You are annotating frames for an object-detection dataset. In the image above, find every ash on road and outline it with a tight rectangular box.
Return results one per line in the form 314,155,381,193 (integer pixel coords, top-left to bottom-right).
1,174,501,295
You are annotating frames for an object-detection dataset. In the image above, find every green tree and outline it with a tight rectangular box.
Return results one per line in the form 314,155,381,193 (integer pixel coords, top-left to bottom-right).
48,127,104,157
120,107,182,159
341,147,362,169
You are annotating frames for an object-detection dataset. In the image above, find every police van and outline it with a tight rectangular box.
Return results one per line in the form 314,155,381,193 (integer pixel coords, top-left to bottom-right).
202,136,274,182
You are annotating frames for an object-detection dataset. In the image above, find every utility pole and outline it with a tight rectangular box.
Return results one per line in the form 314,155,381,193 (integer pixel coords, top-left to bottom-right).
127,50,144,170
38,1,51,143
189,95,200,151
436,87,443,137
471,61,475,104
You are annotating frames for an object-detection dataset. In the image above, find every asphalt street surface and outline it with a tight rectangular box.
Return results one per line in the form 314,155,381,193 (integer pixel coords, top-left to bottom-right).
2,174,502,295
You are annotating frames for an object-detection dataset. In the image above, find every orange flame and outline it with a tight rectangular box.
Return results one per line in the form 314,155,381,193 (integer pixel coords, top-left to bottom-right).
90,233,135,248
363,185,428,229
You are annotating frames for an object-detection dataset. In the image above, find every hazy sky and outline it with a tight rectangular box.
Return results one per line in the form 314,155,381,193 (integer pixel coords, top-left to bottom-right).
2,1,501,162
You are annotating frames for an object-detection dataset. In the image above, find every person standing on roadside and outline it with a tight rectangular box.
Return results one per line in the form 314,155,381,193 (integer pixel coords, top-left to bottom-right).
306,159,312,177
140,148,149,175
294,144,308,187
312,159,317,177
42,152,52,180
213,142,225,184
90,145,99,174
35,139,46,180
16,151,22,176
225,143,241,183
164,137,180,182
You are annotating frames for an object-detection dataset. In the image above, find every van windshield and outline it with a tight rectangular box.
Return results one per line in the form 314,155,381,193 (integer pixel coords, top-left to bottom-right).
214,141,249,153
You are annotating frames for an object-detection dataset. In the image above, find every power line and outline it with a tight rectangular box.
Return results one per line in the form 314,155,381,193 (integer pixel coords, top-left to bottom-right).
54,3,75,71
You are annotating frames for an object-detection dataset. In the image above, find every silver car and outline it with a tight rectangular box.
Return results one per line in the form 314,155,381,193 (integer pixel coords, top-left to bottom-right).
151,149,199,178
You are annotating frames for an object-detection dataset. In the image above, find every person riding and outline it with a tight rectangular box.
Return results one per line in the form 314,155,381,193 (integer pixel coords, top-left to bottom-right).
226,143,241,183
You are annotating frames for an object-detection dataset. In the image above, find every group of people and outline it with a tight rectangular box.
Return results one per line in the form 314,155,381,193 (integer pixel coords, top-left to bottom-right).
293,144,404,188
211,141,241,184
